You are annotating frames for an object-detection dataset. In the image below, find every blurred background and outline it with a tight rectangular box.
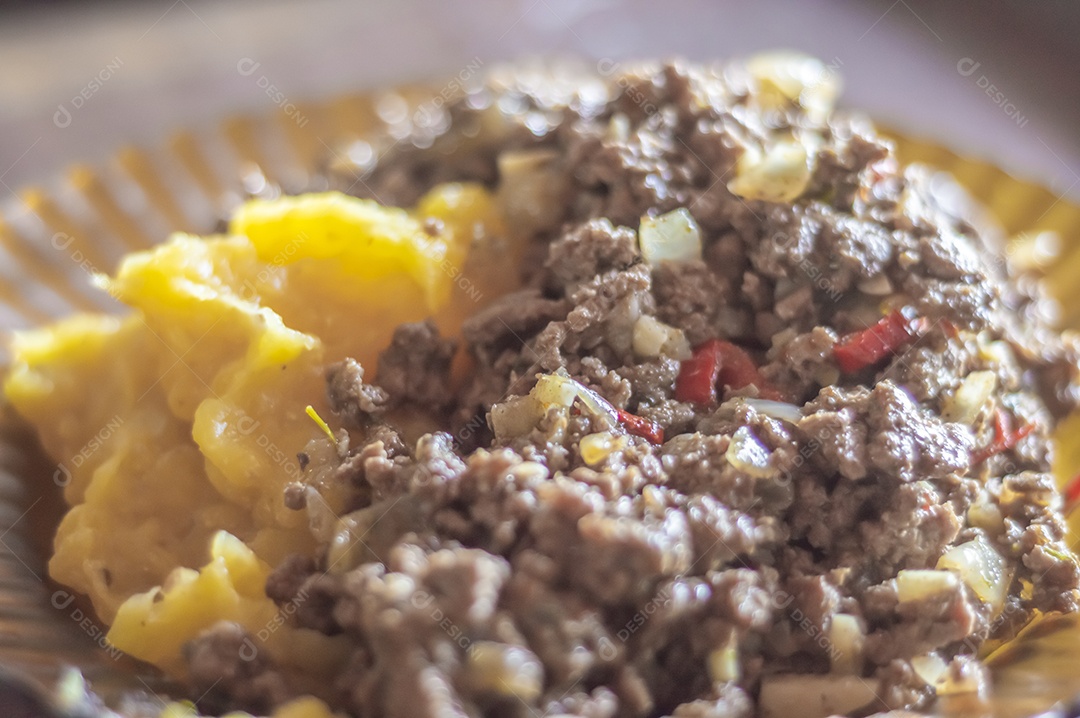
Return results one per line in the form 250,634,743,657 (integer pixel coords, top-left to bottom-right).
0,0,1077,200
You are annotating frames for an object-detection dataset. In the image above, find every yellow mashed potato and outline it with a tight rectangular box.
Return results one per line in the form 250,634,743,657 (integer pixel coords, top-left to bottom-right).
2,184,515,689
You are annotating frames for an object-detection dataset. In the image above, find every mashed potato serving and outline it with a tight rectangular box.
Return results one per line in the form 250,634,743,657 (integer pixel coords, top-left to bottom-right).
4,185,509,686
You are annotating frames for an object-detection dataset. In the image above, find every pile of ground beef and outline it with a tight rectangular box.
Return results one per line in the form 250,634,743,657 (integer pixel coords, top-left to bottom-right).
184,58,1080,717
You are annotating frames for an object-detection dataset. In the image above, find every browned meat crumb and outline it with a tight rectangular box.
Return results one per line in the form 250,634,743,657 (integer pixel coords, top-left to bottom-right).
185,58,1080,718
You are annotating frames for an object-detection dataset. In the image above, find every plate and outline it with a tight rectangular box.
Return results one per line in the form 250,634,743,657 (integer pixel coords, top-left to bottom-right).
1,81,1079,716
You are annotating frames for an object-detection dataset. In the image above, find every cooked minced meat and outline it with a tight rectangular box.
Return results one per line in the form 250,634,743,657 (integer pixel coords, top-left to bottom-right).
185,58,1080,717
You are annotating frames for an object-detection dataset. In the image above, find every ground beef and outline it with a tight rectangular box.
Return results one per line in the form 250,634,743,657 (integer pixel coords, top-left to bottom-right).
327,358,389,426
865,380,974,482
187,57,1080,718
461,288,569,364
544,218,640,289
375,319,457,410
183,621,293,714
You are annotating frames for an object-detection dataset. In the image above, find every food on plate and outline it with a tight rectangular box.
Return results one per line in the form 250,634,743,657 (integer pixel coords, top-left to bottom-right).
6,54,1080,717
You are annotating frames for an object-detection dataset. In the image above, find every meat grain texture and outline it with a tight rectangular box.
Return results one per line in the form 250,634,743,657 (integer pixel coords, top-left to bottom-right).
186,59,1080,717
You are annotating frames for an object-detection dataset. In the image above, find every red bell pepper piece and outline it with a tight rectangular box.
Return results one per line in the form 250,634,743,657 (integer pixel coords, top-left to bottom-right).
833,309,927,373
674,340,724,404
616,408,665,444
971,407,1035,465
1064,473,1080,516
716,341,765,395
674,339,782,404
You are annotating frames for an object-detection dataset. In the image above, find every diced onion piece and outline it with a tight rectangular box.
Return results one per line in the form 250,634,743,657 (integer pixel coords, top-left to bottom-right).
575,382,619,427
856,274,893,296
707,637,740,684
758,674,879,718
606,113,630,142
497,149,565,234
744,398,802,425
632,315,691,359
966,499,1003,533
54,667,92,713
639,208,702,264
529,372,618,428
942,371,997,425
896,569,959,603
1007,230,1060,273
466,642,544,701
746,51,841,124
828,614,864,675
798,128,826,159
490,395,545,441
911,653,949,688
976,333,1017,366
728,139,811,204
664,332,692,361
531,373,580,408
937,535,1010,614
632,314,668,357
579,431,627,466
725,426,775,479
606,292,643,354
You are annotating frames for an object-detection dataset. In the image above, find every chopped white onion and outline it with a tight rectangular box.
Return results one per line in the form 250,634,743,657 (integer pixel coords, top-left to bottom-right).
606,112,631,143
490,395,545,441
828,614,864,675
665,333,692,360
744,398,802,425
707,637,740,684
937,535,1010,615
758,674,878,718
497,148,565,234
532,372,617,428
639,208,702,264
491,372,628,441
632,315,692,360
896,569,959,603
856,274,893,296
911,653,949,688
966,500,1004,533
728,139,812,204
942,371,997,425
574,382,619,427
54,667,92,713
466,642,544,701
633,314,671,357
531,373,580,408
746,51,841,124
976,333,1018,367
725,426,775,479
